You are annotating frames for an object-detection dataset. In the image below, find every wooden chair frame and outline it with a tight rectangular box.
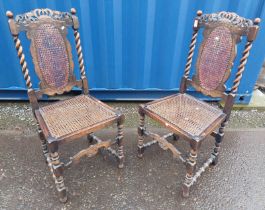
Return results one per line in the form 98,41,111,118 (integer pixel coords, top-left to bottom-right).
7,8,125,203
137,11,260,197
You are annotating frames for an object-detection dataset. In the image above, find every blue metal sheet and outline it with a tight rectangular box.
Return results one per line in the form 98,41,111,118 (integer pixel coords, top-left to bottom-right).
0,0,265,103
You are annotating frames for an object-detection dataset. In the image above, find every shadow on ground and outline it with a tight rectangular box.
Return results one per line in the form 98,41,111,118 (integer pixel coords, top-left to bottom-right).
0,128,264,210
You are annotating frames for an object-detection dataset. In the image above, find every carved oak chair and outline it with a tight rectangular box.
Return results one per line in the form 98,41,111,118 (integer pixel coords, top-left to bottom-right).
6,8,125,202
137,11,260,197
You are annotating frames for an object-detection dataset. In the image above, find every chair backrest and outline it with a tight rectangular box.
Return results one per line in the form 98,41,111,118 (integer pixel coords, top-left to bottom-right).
181,11,260,102
6,8,87,109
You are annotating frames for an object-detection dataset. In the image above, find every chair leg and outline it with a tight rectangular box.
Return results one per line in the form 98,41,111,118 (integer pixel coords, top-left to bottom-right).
117,121,125,169
211,121,226,166
48,143,67,203
182,147,198,198
173,133,179,141
37,123,48,161
137,111,145,158
87,133,94,144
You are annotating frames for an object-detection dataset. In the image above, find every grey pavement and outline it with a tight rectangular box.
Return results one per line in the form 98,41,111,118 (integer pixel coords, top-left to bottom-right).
0,127,265,210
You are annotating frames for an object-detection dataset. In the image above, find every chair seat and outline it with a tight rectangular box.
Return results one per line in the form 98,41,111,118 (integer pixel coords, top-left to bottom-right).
35,94,118,140
143,93,226,140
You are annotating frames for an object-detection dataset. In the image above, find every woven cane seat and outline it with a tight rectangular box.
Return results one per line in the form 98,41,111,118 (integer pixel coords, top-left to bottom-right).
35,95,117,139
144,94,226,140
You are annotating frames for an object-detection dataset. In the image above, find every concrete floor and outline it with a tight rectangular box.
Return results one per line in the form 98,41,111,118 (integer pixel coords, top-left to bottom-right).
0,127,265,210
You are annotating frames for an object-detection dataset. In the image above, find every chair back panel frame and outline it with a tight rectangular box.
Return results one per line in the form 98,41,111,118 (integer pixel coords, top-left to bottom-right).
27,18,75,95
191,23,239,98
7,8,88,112
180,11,259,119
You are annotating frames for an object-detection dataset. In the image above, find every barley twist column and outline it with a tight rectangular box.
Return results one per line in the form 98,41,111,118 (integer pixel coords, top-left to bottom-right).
184,10,202,77
231,17,260,94
137,110,145,158
231,41,252,94
14,37,33,89
6,11,33,90
74,30,86,77
71,8,86,79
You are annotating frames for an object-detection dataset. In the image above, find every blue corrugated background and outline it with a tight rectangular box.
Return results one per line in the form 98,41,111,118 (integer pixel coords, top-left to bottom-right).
0,0,265,103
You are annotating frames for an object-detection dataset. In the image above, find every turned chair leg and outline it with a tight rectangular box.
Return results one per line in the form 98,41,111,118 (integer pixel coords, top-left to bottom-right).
182,146,198,198
37,123,48,161
117,121,125,169
137,111,145,158
173,133,179,141
87,133,94,144
48,142,67,203
211,121,226,166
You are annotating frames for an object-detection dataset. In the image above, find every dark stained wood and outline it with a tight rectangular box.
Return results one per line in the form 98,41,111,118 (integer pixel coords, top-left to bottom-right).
6,8,125,203
71,140,112,164
137,11,260,198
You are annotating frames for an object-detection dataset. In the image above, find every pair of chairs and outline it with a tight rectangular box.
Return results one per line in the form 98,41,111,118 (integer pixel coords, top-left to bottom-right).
6,8,260,202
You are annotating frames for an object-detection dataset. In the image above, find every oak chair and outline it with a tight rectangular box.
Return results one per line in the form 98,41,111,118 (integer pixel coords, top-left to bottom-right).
137,11,260,197
6,8,125,203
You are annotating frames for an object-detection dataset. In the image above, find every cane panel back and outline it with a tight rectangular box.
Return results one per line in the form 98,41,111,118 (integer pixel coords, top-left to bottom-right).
189,12,254,98
14,9,76,95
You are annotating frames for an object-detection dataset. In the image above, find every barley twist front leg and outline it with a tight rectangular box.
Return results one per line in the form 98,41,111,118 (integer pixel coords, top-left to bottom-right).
48,142,67,203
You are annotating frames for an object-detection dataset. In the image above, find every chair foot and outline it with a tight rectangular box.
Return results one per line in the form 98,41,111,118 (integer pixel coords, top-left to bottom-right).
137,153,143,159
182,184,190,198
137,146,144,158
53,174,67,203
58,189,68,203
117,148,124,169
118,163,124,169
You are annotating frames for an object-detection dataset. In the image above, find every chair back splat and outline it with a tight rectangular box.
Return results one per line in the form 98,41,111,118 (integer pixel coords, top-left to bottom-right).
180,11,260,118
6,9,88,112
